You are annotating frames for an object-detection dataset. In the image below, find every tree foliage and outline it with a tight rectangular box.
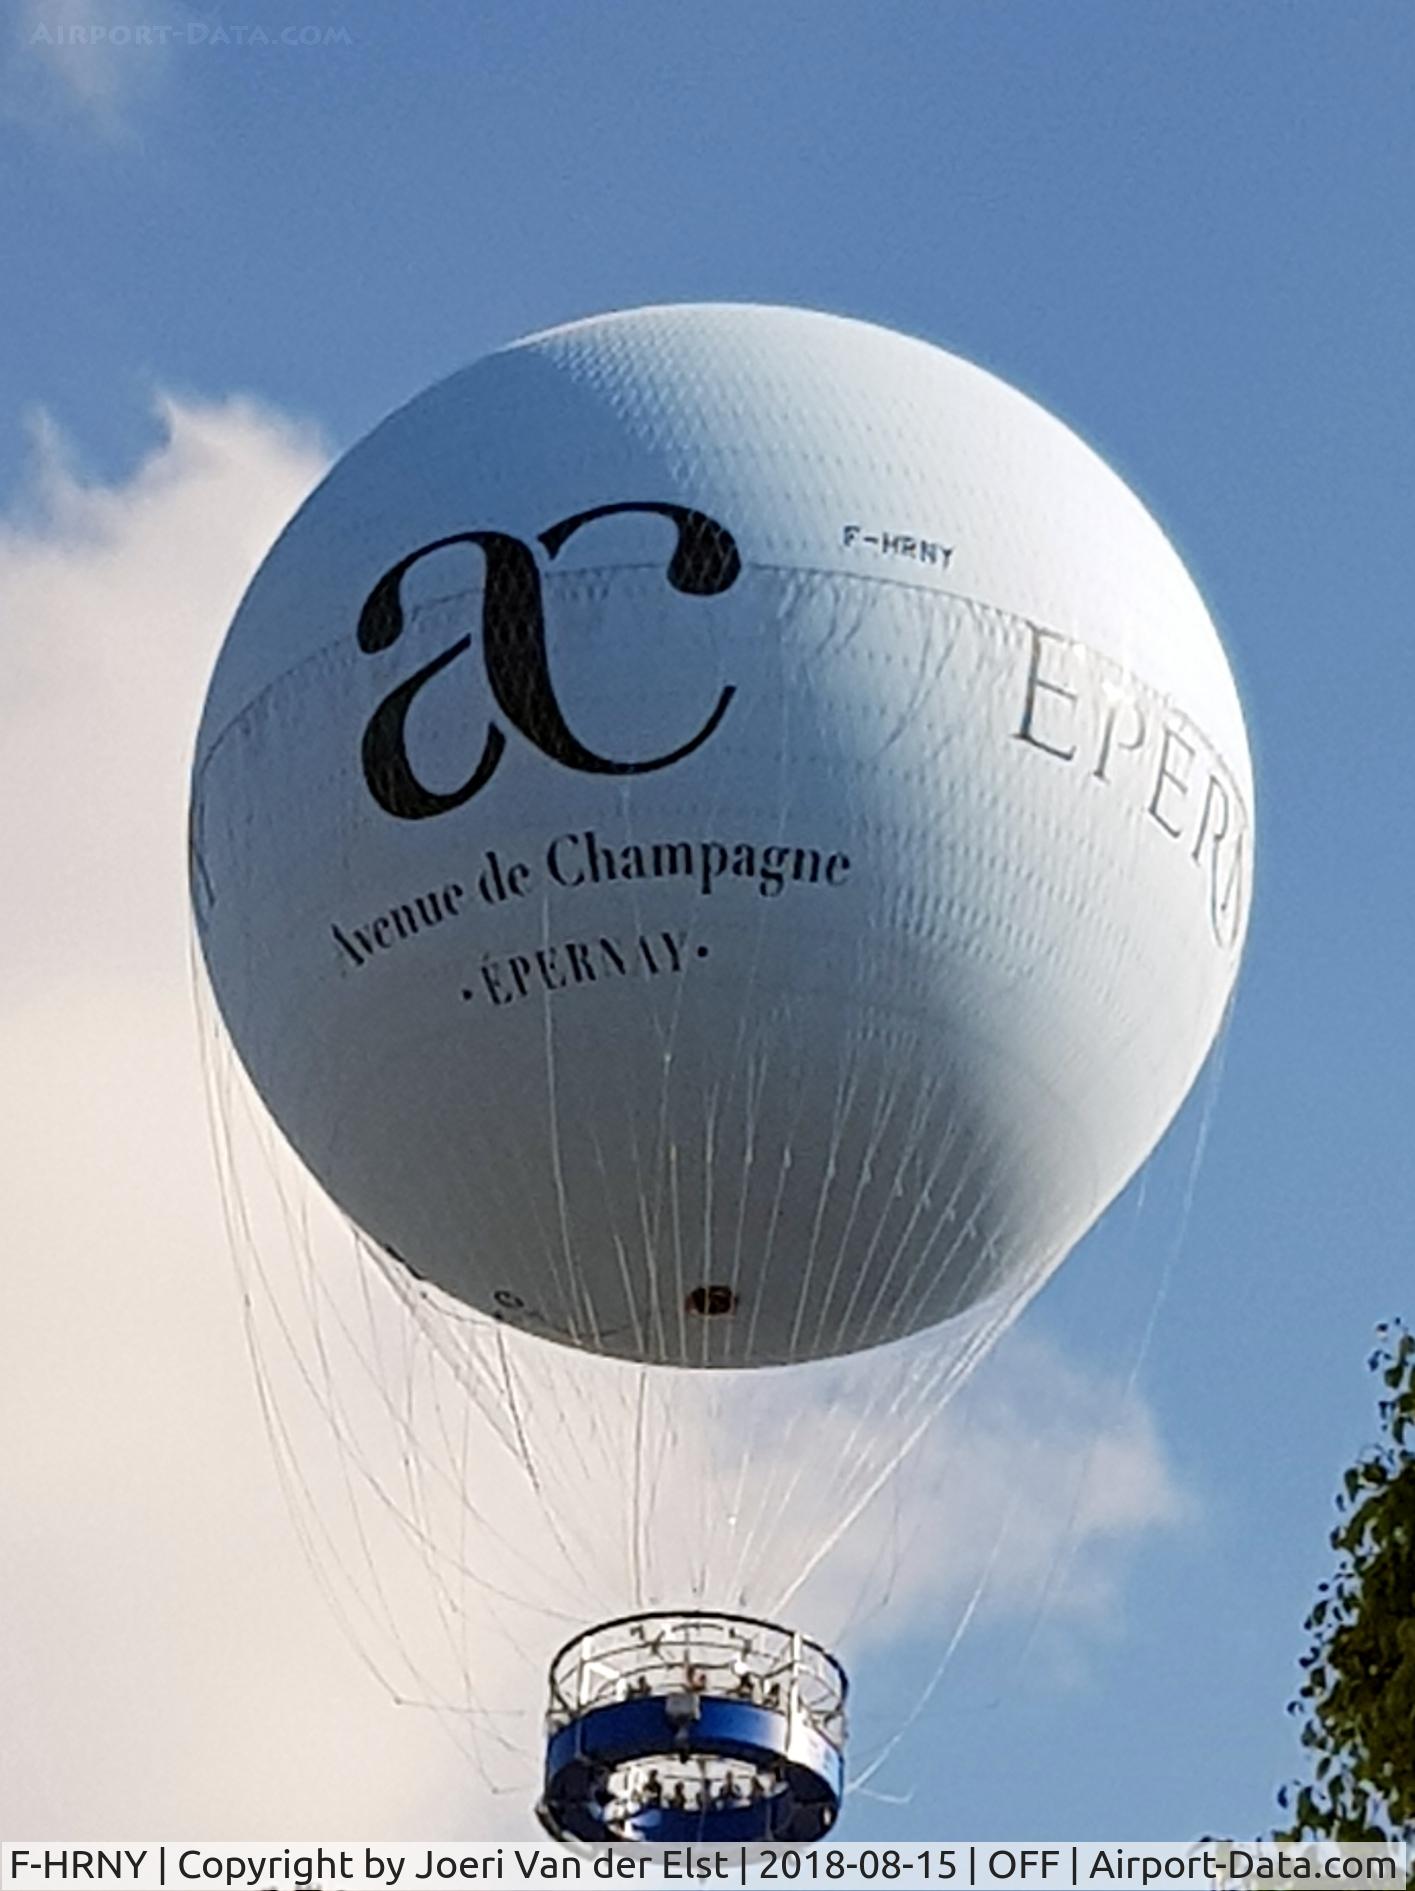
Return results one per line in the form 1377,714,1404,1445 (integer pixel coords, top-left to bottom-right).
1276,1320,1415,1842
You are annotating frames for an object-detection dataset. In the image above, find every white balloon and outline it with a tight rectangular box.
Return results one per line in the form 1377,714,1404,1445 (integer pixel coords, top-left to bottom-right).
191,304,1252,1368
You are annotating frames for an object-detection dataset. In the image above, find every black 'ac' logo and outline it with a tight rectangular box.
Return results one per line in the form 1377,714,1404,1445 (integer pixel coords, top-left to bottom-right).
357,501,741,820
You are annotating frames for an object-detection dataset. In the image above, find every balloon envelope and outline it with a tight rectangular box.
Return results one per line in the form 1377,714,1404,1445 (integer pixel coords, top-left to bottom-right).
191,304,1252,1367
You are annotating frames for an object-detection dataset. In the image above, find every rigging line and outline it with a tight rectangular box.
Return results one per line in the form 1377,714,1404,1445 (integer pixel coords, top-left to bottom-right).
829,1301,1027,1623
850,1353,973,1646
350,1136,546,1464
477,1089,586,1357
193,977,495,1760
592,594,714,1378
245,1278,476,1741
669,1106,689,1369
443,881,586,1357
735,1071,944,1595
256,1326,491,1753
589,1126,649,1364
376,1304,584,1757
719,1045,763,1323
694,1129,723,1595
730,1360,863,1604
805,1051,919,1362
282,1190,426,1639
408,1263,635,1603
800,596,957,1362
730,1395,835,1606
718,1395,814,1608
719,930,780,1323
770,1273,1039,1620
780,1323,961,1564
847,1455,1031,1796
538,884,600,1356
295,1209,441,1675
696,1091,720,1370
200,973,578,1800
483,1311,612,1522
294,1226,570,1592
722,1104,824,1596
634,1376,671,1605
631,1367,648,1611
453,1313,480,1721
774,653,878,1365
756,1354,929,1610
234,1159,576,1606
493,1321,584,1580
865,1115,1026,1370
829,1414,910,1648
289,1182,432,1694
722,1038,767,1324
1006,1007,1235,1684
384,1272,521,1467
254,1191,572,1621
764,1127,1002,1551
850,1090,998,1353
718,1333,861,1606
392,1312,522,1765
785,1034,874,1359
718,1367,812,1606
855,1170,1156,1772
722,577,807,1361
533,893,669,1386
661,674,756,1372
824,1072,973,1353
592,976,669,1364
865,580,950,764
738,1031,817,1367
979,1237,1153,1699
405,1301,471,1555
619,585,746,1374
459,1308,612,1603
694,1369,712,1602
831,1092,961,1374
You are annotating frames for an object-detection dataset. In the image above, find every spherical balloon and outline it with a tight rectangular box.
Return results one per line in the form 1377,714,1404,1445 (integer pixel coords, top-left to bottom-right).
190,304,1252,1368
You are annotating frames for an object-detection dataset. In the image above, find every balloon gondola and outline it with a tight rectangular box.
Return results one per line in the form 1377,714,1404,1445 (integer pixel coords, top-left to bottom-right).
537,1612,845,1843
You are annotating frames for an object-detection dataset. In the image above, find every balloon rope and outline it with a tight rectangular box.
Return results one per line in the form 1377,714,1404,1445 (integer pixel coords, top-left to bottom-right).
1005,1003,1234,1685
848,1464,1029,1795
770,1269,1041,1620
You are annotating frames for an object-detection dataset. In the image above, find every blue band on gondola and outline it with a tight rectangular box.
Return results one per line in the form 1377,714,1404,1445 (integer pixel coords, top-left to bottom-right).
543,1693,843,1842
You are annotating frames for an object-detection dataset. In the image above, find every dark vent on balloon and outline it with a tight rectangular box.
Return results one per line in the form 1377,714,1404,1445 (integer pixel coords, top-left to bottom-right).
686,1284,738,1318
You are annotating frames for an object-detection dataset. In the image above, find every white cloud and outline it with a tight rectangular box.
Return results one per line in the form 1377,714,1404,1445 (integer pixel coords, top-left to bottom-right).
0,395,1195,1838
4,0,175,139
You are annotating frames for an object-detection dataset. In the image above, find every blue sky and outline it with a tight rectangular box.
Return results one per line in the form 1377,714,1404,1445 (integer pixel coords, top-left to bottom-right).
3,0,1413,1846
